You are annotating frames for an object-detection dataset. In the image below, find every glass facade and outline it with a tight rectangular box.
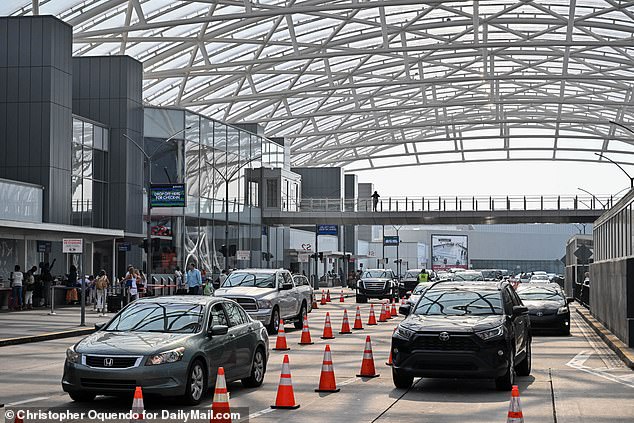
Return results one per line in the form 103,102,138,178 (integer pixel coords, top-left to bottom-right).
594,192,634,262
143,107,285,276
71,116,109,228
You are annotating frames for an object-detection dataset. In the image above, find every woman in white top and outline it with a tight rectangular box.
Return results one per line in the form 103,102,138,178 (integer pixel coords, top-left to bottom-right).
10,265,24,311
94,270,109,313
128,269,139,301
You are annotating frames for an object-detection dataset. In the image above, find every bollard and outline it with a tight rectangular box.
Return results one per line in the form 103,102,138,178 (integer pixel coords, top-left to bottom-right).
49,284,56,315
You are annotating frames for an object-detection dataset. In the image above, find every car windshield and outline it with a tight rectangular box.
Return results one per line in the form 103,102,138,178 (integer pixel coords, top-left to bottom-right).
404,271,418,279
414,288,503,316
481,270,499,280
363,270,389,278
517,288,563,301
453,272,484,281
412,283,432,294
222,272,276,288
104,302,203,333
530,275,549,281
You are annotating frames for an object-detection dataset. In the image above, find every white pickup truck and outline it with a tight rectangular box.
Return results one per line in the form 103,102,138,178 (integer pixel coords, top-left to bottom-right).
214,268,314,334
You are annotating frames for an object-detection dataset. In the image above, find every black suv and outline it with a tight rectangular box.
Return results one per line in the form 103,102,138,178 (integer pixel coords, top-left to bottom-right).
391,281,531,391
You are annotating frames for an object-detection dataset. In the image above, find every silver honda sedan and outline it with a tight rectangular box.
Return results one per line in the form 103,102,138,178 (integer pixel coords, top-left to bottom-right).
62,296,269,405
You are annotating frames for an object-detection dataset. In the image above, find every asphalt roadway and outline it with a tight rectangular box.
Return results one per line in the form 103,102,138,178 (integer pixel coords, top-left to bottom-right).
2,301,633,423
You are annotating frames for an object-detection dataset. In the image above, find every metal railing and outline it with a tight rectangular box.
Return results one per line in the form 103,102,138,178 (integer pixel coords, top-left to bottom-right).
297,195,619,213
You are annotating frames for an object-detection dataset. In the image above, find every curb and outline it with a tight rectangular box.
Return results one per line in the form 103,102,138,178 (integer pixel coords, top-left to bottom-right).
0,328,95,347
576,307,634,369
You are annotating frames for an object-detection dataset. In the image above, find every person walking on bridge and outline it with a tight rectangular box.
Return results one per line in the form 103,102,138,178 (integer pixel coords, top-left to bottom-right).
371,191,380,212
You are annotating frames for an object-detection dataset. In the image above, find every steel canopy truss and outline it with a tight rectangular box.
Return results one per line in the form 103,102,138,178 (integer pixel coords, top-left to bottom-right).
6,0,634,171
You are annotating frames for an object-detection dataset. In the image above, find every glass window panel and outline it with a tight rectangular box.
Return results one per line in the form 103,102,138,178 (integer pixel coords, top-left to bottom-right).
214,123,227,200
102,128,109,151
83,122,93,147
71,176,82,226
93,125,103,150
92,181,106,228
93,150,106,181
185,140,200,198
73,119,83,145
71,141,82,176
83,147,93,179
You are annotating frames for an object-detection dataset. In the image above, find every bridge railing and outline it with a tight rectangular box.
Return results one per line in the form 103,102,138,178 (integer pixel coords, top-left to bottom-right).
298,195,619,213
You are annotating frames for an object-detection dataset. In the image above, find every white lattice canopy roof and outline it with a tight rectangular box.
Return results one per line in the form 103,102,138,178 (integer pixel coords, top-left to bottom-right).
5,0,634,170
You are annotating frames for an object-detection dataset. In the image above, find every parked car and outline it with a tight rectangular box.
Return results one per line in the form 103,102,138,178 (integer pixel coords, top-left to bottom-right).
392,281,531,391
405,281,434,306
355,268,399,303
214,268,313,334
292,274,315,305
515,283,573,335
399,269,422,297
529,274,550,283
62,296,269,404
452,270,484,281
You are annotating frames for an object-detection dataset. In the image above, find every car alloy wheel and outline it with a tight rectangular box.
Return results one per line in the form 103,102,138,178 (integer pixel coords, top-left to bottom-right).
254,350,265,382
190,363,204,402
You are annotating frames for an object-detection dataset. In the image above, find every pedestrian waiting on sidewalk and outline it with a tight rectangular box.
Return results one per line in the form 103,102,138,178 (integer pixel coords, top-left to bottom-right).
186,262,202,295
94,270,109,313
9,265,24,311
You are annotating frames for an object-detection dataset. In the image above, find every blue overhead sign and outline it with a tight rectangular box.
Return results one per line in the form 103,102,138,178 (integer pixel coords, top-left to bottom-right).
317,224,338,235
383,236,400,246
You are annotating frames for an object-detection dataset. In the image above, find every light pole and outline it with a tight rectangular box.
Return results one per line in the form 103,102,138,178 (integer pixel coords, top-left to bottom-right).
205,155,262,271
123,127,190,287
392,225,402,279
577,187,606,209
603,121,634,188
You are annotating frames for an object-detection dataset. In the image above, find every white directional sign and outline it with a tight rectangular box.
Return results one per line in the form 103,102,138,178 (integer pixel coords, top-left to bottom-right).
236,250,251,261
63,238,83,253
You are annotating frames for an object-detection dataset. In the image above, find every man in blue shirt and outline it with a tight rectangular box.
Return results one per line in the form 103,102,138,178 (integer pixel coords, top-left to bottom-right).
186,263,202,295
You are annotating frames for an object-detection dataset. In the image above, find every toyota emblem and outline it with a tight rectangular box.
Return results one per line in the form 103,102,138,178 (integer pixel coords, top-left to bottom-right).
536,311,544,317
104,358,114,367
439,332,450,341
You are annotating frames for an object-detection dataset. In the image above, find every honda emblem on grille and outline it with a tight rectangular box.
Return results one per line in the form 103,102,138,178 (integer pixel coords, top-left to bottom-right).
536,311,544,317
439,332,450,341
104,358,113,367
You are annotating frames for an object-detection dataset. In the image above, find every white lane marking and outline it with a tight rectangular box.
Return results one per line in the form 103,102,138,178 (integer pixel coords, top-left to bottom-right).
566,352,634,389
7,396,50,406
246,408,276,420
338,376,360,386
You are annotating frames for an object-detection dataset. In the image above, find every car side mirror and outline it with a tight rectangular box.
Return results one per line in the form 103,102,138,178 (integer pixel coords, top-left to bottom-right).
207,325,228,337
566,297,574,304
280,283,293,290
512,306,528,316
399,304,411,316
94,322,105,330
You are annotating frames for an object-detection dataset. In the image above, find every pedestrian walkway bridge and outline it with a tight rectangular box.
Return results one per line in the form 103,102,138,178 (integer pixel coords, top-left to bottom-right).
262,195,616,225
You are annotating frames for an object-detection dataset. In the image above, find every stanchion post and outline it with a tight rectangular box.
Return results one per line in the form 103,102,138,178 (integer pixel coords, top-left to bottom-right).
49,284,56,315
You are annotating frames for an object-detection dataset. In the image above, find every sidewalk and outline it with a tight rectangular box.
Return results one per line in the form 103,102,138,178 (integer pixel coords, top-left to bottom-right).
0,306,109,347
576,306,634,369
0,288,358,347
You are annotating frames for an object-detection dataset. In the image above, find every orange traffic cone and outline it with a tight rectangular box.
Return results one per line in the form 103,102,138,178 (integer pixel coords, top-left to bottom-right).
298,315,314,345
130,386,145,421
211,367,232,423
390,299,398,317
385,301,393,320
506,385,524,423
321,312,335,339
12,409,23,423
386,328,397,365
339,309,352,334
340,289,345,302
401,297,405,306
271,355,300,409
353,306,364,330
273,319,290,351
326,290,331,302
357,336,380,378
378,303,388,322
315,345,340,393
367,304,377,325
320,290,327,306
312,296,319,309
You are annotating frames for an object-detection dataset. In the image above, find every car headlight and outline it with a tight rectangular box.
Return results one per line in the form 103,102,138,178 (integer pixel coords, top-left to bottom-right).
475,325,505,341
66,346,80,364
146,347,185,366
396,325,416,339
557,306,569,315
257,299,272,309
